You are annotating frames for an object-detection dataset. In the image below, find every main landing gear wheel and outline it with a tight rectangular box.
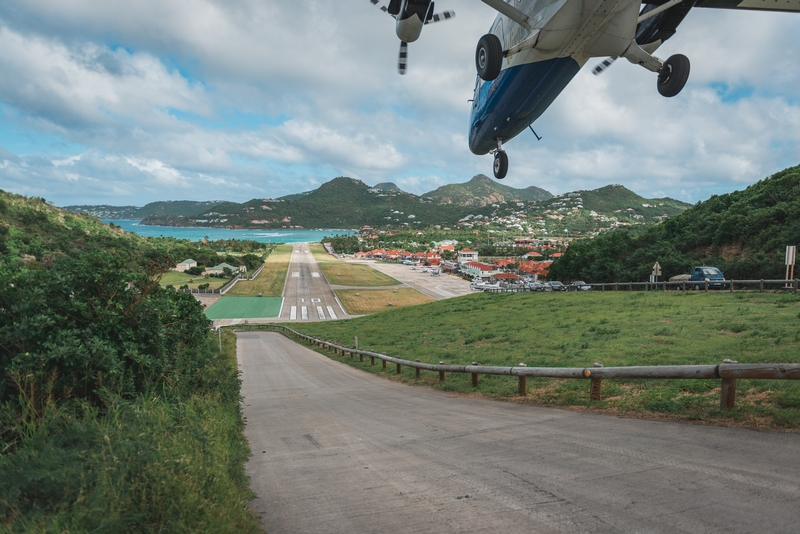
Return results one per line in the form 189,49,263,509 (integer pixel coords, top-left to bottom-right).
476,34,502,81
493,151,508,179
657,54,690,98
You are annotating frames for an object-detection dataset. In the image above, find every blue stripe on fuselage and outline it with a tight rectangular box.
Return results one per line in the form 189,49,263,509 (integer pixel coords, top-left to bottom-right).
468,57,581,155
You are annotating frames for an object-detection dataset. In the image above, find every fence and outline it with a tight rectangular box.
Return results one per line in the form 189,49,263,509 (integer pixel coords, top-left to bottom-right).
484,279,799,293
245,325,800,411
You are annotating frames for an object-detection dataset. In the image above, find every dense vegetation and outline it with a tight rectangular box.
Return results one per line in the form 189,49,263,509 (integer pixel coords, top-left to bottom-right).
550,165,800,282
0,190,261,531
64,200,225,220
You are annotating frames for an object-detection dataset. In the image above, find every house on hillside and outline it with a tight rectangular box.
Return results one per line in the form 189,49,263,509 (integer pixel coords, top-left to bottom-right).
207,262,242,276
174,259,198,272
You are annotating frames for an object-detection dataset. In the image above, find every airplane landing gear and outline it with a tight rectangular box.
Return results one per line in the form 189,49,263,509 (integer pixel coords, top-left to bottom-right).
476,34,502,81
492,140,508,179
622,42,691,98
657,54,690,98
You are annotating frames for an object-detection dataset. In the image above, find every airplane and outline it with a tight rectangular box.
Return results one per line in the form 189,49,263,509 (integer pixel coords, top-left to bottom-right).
369,0,455,74
369,0,800,179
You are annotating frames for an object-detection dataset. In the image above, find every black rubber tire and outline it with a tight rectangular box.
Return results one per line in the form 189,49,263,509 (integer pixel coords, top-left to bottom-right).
493,151,508,179
657,54,690,98
476,34,503,81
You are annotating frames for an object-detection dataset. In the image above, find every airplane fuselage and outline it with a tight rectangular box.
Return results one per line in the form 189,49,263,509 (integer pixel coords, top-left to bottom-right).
469,0,643,155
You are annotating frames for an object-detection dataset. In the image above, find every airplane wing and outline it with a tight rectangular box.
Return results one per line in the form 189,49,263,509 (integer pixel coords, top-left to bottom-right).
660,0,800,12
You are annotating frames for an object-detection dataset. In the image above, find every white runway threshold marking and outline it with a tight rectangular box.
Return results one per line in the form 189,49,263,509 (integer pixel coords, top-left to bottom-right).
301,306,308,320
326,306,338,320
316,306,325,320
290,306,297,320
312,272,320,278
292,272,300,278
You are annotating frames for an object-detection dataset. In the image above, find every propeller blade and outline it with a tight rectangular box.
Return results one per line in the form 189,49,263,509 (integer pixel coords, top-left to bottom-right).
592,56,618,76
425,10,455,24
369,0,397,18
398,41,408,75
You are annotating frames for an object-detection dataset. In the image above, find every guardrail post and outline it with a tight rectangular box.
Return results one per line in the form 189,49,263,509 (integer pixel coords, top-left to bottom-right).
439,362,445,382
471,362,479,387
590,363,603,401
705,280,709,292
720,359,738,410
614,283,618,292
518,363,527,396
415,360,421,379
382,359,386,369
370,356,375,366
730,280,734,293
760,279,764,292
360,353,364,362
396,363,402,374
795,279,798,294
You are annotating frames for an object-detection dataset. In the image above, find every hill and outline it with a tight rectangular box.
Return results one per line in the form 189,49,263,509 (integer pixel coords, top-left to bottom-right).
422,174,552,206
373,182,402,191
143,177,476,229
549,165,800,282
64,200,226,220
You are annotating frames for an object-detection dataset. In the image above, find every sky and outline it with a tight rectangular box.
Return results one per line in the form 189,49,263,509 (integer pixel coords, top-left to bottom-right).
0,0,799,207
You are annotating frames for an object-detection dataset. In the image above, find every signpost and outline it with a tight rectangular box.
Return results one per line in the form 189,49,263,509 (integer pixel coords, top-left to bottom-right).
786,246,796,287
650,262,662,284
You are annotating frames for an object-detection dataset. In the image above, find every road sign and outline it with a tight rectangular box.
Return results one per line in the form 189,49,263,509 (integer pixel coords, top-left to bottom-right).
652,262,662,276
786,246,796,266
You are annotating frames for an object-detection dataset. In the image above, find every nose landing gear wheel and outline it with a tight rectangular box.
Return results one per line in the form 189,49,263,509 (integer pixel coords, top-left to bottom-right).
657,54,690,98
493,151,508,179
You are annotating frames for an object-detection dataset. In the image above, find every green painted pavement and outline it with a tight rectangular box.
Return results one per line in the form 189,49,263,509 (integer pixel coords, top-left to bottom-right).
205,297,283,319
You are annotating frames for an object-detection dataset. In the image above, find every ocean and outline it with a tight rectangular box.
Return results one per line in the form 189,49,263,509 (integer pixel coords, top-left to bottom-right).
105,220,353,243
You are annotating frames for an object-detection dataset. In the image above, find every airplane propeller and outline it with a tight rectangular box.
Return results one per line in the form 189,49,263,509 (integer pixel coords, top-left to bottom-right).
369,0,454,75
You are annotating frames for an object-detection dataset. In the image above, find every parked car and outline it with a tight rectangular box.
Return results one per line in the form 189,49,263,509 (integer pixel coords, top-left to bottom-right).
525,281,544,291
690,266,726,289
566,281,591,291
543,281,566,291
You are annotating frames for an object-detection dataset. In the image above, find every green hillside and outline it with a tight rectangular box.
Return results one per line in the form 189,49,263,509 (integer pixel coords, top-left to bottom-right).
549,165,800,282
423,174,552,206
64,200,226,220
143,177,477,229
374,182,401,191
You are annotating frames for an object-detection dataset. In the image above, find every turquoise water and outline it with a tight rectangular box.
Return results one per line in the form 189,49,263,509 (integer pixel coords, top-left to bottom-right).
106,220,353,243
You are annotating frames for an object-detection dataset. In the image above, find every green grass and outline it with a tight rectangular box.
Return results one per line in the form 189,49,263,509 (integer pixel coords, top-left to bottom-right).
281,291,800,430
205,296,283,319
226,243,292,297
336,288,434,315
318,262,401,287
309,243,338,263
159,270,231,289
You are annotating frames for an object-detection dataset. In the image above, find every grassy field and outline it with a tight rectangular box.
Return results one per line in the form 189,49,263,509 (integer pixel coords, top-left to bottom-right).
310,243,339,263
159,270,230,289
281,291,800,430
226,244,292,297
318,262,401,287
336,288,435,315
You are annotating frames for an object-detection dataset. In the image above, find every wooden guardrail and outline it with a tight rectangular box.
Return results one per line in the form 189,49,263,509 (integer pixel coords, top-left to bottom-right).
247,325,800,411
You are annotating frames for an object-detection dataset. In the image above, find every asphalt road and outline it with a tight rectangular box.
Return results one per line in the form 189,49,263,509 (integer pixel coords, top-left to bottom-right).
278,243,347,321
239,331,800,534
